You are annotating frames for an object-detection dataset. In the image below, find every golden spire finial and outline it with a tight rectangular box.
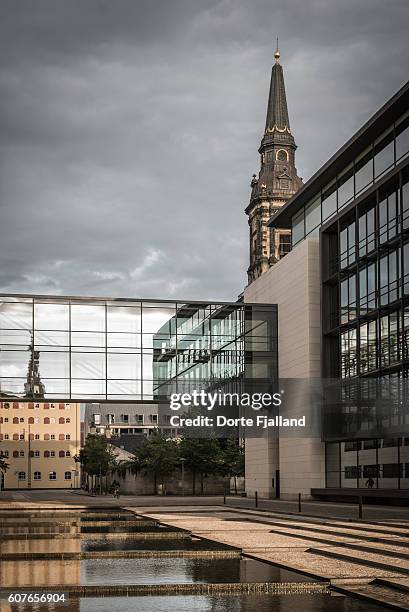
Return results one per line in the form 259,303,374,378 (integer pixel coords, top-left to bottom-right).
274,37,280,62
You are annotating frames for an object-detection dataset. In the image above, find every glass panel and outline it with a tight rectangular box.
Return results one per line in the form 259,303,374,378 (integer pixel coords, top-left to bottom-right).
402,181,409,230
71,352,106,379
0,350,29,378
358,439,377,488
305,195,321,234
0,302,32,330
34,330,69,346
42,379,70,397
341,441,358,488
379,439,399,489
291,208,304,246
107,305,140,333
322,180,337,221
107,333,140,348
71,305,105,332
355,147,373,195
107,353,141,379
0,329,31,347
34,303,69,330
71,332,105,347
338,165,354,209
374,128,394,178
396,111,409,161
404,242,409,295
37,352,70,379
379,198,388,244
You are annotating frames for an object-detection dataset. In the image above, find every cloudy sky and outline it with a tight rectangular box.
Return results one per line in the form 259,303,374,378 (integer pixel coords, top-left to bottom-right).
0,0,408,303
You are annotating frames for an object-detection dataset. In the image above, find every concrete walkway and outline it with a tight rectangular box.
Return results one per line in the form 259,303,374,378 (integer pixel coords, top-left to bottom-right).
132,504,409,609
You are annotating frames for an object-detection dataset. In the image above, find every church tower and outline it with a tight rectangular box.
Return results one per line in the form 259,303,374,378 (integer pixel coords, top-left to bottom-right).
246,43,302,283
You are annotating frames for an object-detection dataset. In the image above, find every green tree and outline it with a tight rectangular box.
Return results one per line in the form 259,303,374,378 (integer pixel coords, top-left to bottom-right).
180,435,221,494
76,435,117,493
0,454,9,473
218,438,244,494
138,432,179,494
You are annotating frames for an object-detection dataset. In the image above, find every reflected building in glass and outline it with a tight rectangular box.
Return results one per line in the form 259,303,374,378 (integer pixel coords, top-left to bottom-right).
0,296,277,403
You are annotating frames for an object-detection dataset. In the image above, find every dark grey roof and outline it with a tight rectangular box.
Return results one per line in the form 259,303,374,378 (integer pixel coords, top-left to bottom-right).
265,61,290,132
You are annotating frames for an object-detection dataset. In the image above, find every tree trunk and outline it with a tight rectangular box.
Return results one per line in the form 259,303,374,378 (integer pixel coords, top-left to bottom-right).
192,470,196,495
153,472,157,495
234,475,237,495
200,473,204,494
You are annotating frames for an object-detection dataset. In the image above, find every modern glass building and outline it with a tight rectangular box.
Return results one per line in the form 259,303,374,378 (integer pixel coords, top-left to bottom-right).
0,295,277,403
269,80,409,497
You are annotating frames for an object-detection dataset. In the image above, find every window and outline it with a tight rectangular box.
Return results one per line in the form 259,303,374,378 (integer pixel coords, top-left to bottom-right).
50,451,55,457
4,434,9,440
322,180,337,221
266,150,274,162
396,111,409,162
44,451,50,458
49,471,57,480
379,191,398,244
341,328,357,378
34,434,40,440
66,434,71,440
34,450,40,457
65,450,71,457
1,451,9,458
279,233,291,257
19,417,24,423
359,263,376,316
276,149,288,162
107,414,115,424
345,466,360,479
305,196,321,235
344,441,359,452
340,221,355,268
33,471,41,480
379,250,400,306
136,415,144,425
340,274,356,324
18,472,26,481
51,434,55,440
19,434,24,440
93,413,101,425
383,463,402,478
338,165,354,208
122,414,129,423
374,129,394,178
359,320,377,373
64,471,72,480
59,450,65,457
150,414,158,423
355,147,373,195
66,417,70,423
19,451,24,457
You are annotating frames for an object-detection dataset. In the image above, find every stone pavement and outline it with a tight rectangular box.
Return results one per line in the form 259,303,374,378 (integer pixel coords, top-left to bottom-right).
132,504,409,609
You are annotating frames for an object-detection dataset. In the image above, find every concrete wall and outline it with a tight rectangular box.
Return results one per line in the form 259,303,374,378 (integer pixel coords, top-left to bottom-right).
244,238,325,500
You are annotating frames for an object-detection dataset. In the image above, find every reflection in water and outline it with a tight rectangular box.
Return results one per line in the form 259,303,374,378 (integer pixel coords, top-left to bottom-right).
0,558,306,587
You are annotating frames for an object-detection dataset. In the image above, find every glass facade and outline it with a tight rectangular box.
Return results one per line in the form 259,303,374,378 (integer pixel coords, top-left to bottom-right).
0,296,277,402
325,176,409,379
291,110,409,246
326,437,409,490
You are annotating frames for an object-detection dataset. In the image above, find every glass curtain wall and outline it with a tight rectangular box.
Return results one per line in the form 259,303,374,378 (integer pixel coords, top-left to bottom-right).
0,297,276,402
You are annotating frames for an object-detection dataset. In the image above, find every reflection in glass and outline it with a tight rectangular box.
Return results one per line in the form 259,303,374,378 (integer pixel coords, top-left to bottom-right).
107,306,140,333
71,352,106,379
38,352,70,379
0,350,29,378
374,130,394,178
107,353,141,380
0,329,31,346
0,302,32,330
34,303,69,330
71,305,105,332
71,332,105,347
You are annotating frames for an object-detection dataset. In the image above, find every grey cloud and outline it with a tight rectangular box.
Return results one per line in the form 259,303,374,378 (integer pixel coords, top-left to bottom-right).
0,0,408,301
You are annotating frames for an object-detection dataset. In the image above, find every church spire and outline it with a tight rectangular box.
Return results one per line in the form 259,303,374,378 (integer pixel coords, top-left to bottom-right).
264,43,291,136
245,41,303,284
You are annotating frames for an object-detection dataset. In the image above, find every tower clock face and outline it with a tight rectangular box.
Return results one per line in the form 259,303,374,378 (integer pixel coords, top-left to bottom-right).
276,149,288,162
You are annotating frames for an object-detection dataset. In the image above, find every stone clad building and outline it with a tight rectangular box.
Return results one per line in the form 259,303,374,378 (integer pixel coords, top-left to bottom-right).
246,45,302,283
